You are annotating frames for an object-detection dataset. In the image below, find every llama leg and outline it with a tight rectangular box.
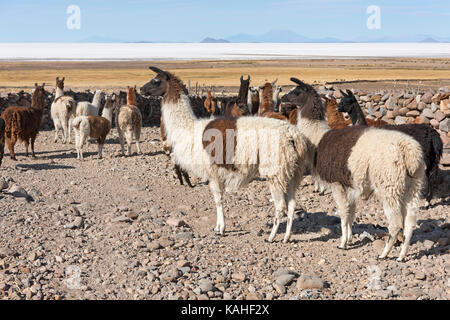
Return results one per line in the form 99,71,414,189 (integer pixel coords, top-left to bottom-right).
54,126,60,143
24,139,29,157
62,121,69,144
8,136,17,161
268,185,287,243
53,119,61,143
331,184,351,249
398,201,418,261
209,180,225,235
30,136,37,158
379,202,402,259
182,171,194,188
283,181,298,243
125,129,133,156
346,201,356,245
98,143,103,159
174,164,184,185
398,174,422,261
135,126,142,154
118,127,125,155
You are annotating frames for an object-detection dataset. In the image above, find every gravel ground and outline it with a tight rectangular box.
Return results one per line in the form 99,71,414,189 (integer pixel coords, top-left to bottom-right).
0,127,449,300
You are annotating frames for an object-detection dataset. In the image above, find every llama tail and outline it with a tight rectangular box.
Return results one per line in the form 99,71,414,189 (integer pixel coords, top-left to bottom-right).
72,116,83,130
397,136,424,178
66,100,76,112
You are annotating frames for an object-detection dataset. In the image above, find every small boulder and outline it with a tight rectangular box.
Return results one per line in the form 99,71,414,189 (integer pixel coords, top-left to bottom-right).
296,275,325,290
439,118,449,133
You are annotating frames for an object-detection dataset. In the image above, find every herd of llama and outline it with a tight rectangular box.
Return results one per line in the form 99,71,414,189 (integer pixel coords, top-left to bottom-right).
0,66,445,262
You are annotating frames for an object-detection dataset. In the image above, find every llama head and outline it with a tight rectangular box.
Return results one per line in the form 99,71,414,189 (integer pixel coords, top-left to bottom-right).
32,83,46,109
337,89,357,113
281,77,325,120
56,77,65,90
127,86,137,98
141,66,171,96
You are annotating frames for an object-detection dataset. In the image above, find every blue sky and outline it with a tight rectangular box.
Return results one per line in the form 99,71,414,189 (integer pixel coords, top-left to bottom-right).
0,0,449,42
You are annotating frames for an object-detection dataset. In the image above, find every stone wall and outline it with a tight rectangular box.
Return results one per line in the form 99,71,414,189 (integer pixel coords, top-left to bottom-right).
317,85,450,152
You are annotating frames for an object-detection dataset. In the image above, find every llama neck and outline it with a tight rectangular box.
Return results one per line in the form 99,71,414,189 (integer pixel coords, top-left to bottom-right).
55,87,64,99
297,117,329,147
162,94,196,132
101,107,113,124
247,91,253,111
349,102,367,126
92,92,103,107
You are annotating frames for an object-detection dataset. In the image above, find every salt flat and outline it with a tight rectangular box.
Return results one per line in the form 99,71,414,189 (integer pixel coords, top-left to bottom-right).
1,42,450,61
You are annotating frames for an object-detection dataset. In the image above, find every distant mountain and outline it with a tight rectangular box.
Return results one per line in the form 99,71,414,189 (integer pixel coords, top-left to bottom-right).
225,30,350,43
200,37,230,43
420,37,439,43
80,36,124,43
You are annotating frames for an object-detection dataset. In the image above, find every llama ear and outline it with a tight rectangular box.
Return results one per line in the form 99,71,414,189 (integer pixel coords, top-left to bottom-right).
346,89,353,96
149,66,169,80
56,77,59,82
240,75,243,82
42,83,45,88
272,78,278,87
35,83,38,87
340,89,347,97
290,77,308,89
247,75,250,81
134,85,137,90
62,77,65,82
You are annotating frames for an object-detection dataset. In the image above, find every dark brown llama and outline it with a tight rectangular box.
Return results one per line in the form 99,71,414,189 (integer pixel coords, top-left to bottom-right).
1,83,46,160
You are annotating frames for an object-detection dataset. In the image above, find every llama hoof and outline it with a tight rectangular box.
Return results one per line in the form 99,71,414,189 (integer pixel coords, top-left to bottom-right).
337,245,348,250
396,257,405,262
10,157,17,161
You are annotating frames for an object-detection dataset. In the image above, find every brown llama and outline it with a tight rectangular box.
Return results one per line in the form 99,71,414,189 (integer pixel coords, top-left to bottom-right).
258,80,287,121
1,83,46,160
204,90,216,116
325,97,352,130
224,76,250,118
127,85,137,106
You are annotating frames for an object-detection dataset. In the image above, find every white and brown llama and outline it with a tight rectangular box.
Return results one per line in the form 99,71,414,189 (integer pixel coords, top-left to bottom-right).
116,86,143,156
140,67,311,243
282,77,426,261
51,77,76,144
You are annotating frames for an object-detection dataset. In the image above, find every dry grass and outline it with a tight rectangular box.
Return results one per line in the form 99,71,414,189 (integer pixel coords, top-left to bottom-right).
0,59,449,90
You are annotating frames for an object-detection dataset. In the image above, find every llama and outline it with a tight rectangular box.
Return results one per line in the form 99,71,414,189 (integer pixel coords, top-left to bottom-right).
247,87,260,115
76,90,105,117
116,86,143,156
224,76,250,118
337,89,443,205
283,77,425,261
1,83,46,160
72,115,111,160
258,81,287,121
324,97,352,130
272,84,282,112
204,90,217,116
0,118,5,166
141,67,311,243
336,91,387,127
51,77,77,144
